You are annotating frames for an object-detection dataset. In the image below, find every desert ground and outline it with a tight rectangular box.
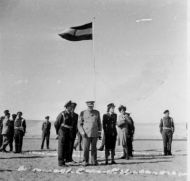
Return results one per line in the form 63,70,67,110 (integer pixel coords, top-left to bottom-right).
0,138,187,181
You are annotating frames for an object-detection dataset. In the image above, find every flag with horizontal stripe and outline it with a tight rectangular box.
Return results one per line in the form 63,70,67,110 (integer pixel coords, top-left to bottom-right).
59,22,92,41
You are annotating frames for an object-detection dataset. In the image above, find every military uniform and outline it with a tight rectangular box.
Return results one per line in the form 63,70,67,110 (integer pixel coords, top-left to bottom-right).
14,117,26,153
54,110,73,166
159,116,174,155
67,112,78,162
127,115,135,157
0,116,11,152
41,120,51,149
103,113,117,164
78,109,101,165
117,113,130,159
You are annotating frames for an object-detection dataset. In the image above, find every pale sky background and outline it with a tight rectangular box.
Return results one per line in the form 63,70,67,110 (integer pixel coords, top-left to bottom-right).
0,0,187,122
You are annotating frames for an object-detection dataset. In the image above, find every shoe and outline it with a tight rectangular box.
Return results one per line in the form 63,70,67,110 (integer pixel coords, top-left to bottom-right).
120,155,126,159
82,162,89,167
58,163,66,167
111,160,116,164
105,161,108,165
168,152,172,156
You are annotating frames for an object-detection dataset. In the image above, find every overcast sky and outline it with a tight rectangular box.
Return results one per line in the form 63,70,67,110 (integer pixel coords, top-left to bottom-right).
0,0,187,122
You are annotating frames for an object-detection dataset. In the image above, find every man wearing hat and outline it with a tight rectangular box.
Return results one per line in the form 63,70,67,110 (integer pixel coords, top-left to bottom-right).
41,116,51,150
126,111,135,157
14,112,26,153
54,101,73,166
66,102,78,162
0,110,11,152
78,101,101,166
159,110,175,156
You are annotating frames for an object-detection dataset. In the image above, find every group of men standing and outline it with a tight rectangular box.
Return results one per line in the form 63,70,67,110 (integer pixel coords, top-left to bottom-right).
54,100,135,166
0,110,26,153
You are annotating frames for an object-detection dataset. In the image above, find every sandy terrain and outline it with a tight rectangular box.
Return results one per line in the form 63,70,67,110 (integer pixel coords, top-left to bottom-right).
0,139,187,181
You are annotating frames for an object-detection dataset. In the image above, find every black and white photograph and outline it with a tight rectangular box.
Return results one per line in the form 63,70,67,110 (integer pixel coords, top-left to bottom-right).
0,0,189,180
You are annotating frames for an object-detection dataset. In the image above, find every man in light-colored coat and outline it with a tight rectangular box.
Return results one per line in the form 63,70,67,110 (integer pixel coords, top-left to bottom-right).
78,101,101,166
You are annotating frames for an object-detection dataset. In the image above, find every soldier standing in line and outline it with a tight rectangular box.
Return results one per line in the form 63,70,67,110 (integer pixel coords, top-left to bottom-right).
54,101,73,166
41,116,51,150
9,114,17,152
103,103,117,165
126,111,135,157
78,101,101,166
159,110,175,156
0,110,11,152
117,105,130,160
66,102,78,162
0,116,4,148
14,112,26,153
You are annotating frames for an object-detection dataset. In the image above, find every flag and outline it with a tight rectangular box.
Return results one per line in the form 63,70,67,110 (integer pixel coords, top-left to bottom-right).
59,22,92,41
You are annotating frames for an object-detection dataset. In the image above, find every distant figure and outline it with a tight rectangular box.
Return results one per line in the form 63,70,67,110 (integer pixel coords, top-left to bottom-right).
126,111,135,157
41,116,51,150
117,105,130,160
14,112,26,153
103,103,117,165
78,101,101,166
0,116,4,148
0,110,11,152
67,102,78,162
54,101,73,166
9,114,17,152
159,110,175,156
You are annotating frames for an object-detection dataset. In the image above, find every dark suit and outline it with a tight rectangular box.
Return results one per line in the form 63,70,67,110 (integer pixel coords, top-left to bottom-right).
159,116,174,155
54,110,72,166
67,112,78,162
41,121,51,149
103,113,117,161
14,117,26,153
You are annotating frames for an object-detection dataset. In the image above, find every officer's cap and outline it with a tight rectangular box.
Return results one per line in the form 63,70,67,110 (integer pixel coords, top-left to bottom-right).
107,103,115,108
86,101,95,107
118,105,126,112
64,100,72,108
45,116,50,119
163,110,169,114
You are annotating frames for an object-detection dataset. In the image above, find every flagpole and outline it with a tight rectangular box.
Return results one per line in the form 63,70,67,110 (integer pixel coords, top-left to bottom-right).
92,17,96,101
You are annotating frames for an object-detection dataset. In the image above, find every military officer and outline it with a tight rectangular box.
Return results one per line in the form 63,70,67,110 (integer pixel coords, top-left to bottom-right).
126,111,135,157
14,112,26,153
54,101,73,166
0,110,11,152
41,116,51,150
66,102,78,162
159,110,175,156
9,114,17,152
78,101,101,166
